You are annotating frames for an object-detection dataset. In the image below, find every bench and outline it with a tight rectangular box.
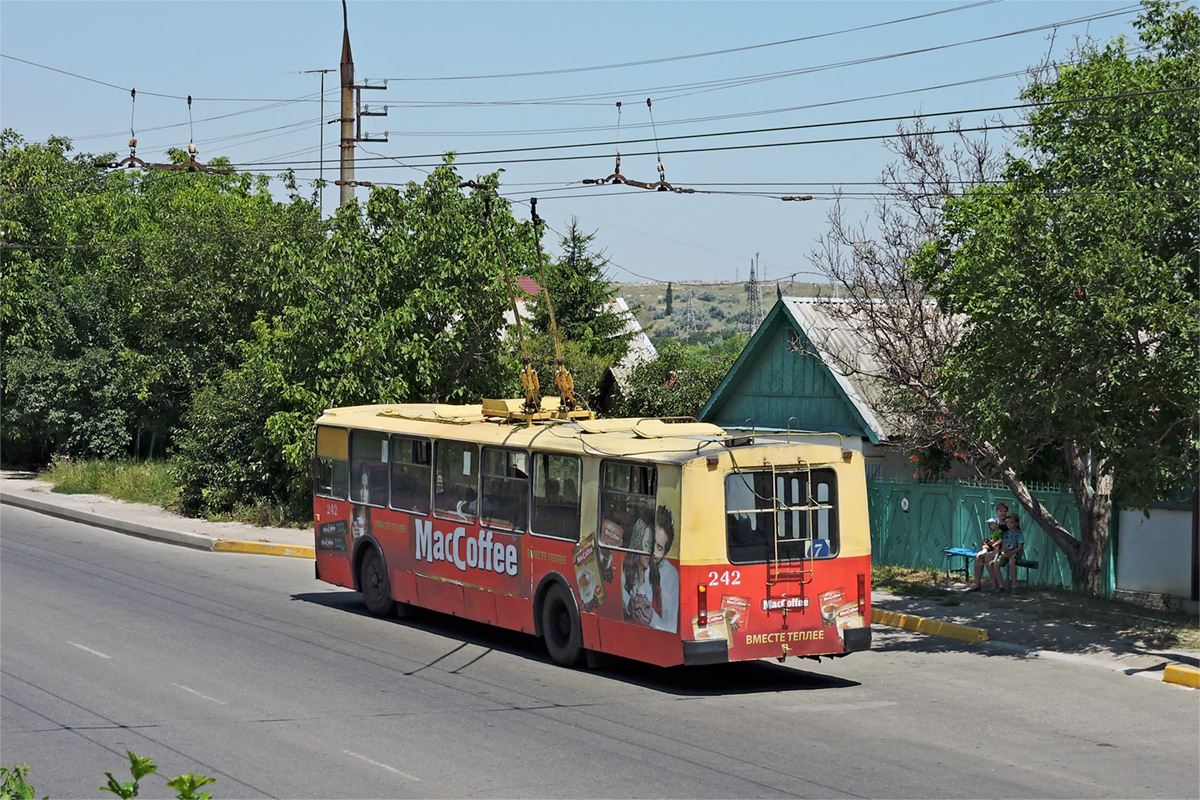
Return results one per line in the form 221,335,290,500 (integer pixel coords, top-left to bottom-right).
1004,557,1039,589
943,548,1039,588
943,547,980,580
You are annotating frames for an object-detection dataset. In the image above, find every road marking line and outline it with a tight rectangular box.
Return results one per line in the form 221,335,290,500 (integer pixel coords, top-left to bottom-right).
68,642,112,659
171,684,227,704
343,750,420,781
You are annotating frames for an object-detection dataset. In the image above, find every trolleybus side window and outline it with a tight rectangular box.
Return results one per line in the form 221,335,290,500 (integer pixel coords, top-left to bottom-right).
725,468,839,563
314,426,349,501
531,452,582,541
434,440,478,522
350,430,390,507
481,448,529,531
390,435,431,515
599,460,658,553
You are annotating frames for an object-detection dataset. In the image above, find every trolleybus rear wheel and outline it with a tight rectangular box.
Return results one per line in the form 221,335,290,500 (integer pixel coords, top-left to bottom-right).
541,582,583,667
360,547,394,618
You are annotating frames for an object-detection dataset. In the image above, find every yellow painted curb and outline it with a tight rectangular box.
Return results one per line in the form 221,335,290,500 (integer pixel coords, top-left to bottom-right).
872,608,989,644
213,539,315,559
1163,664,1200,689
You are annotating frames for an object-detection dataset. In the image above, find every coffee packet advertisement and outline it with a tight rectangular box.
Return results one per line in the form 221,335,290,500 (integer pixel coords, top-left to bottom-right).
572,539,606,613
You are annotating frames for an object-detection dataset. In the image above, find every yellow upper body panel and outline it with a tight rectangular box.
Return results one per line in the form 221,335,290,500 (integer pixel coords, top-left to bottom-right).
317,402,737,464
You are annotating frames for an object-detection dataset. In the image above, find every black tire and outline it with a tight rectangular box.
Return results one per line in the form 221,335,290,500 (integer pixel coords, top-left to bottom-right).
360,547,394,618
541,582,584,667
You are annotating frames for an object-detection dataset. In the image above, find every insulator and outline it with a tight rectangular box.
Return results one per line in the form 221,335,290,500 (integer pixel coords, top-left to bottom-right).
128,138,137,149
188,143,198,156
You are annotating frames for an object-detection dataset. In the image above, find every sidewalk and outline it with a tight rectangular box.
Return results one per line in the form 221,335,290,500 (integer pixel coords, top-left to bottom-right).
2,471,1196,687
0,471,313,558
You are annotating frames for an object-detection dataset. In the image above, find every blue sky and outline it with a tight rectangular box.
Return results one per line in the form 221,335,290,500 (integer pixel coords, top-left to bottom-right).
1,1,1151,285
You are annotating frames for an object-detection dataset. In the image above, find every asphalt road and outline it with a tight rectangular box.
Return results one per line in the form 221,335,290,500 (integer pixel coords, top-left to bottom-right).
2,505,1197,799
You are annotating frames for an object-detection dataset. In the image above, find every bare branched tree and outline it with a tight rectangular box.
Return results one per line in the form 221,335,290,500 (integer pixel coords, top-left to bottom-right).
806,118,1002,474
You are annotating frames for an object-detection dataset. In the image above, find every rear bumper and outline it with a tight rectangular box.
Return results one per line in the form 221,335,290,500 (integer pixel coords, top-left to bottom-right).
843,625,871,652
682,638,730,665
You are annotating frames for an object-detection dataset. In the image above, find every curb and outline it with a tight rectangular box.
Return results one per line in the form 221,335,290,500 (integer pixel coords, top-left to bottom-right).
872,607,989,643
2,491,214,551
4,490,316,560
1163,664,1200,689
213,539,315,559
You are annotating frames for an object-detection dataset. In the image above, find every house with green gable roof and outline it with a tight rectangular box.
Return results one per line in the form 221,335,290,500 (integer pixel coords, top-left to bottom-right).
698,295,1195,607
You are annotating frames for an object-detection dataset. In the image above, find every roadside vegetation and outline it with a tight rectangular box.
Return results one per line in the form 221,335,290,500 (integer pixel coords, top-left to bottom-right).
38,457,307,528
41,457,178,508
1,751,215,800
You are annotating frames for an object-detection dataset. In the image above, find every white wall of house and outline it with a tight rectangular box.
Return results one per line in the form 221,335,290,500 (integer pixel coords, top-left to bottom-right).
1116,507,1194,598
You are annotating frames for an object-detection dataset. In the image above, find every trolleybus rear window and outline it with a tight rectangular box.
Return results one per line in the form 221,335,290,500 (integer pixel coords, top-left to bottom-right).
314,426,349,501
725,469,838,563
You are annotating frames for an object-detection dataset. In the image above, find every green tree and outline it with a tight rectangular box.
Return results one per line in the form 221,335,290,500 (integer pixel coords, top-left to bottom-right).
612,338,740,419
664,282,674,315
1,131,323,465
530,218,634,362
94,150,322,457
2,277,130,461
911,0,1199,592
812,1,1197,594
2,132,128,463
222,160,529,494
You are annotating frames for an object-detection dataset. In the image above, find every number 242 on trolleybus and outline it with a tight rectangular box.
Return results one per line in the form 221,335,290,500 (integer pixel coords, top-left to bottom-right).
311,398,871,667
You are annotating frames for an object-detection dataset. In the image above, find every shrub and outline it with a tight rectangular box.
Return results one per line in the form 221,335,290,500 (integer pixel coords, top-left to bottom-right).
172,361,308,522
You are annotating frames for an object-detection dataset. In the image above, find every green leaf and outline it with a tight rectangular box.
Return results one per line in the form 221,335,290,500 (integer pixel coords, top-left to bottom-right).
165,772,218,800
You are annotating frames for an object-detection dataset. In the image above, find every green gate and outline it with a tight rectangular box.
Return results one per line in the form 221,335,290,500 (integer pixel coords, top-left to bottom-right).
867,478,1114,594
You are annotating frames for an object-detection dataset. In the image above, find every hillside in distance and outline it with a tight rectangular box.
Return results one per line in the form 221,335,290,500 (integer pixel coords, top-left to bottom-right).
615,280,832,344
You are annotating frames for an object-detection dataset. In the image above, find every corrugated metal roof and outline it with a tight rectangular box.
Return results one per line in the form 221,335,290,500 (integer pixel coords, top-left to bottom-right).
700,296,948,443
607,296,657,389
779,297,890,440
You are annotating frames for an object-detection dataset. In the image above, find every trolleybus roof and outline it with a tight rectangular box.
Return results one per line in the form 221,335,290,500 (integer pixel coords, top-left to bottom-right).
315,401,851,465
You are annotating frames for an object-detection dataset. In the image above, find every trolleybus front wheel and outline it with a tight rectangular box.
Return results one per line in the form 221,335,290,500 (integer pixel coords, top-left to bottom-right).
541,582,583,667
359,547,394,618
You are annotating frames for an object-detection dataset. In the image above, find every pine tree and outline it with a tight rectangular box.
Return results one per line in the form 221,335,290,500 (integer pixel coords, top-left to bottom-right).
531,218,635,362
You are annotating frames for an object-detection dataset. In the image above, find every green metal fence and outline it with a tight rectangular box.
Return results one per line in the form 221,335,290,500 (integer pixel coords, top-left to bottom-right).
866,478,1114,594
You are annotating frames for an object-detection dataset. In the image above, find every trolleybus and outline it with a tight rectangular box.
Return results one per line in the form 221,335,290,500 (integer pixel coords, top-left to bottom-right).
312,398,871,667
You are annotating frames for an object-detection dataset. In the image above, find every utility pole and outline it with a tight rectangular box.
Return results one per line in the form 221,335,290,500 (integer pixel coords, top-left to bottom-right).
337,0,388,207
339,0,355,206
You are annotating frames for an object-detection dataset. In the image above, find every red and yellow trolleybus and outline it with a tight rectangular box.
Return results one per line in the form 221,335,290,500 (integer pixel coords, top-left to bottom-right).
312,398,871,667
